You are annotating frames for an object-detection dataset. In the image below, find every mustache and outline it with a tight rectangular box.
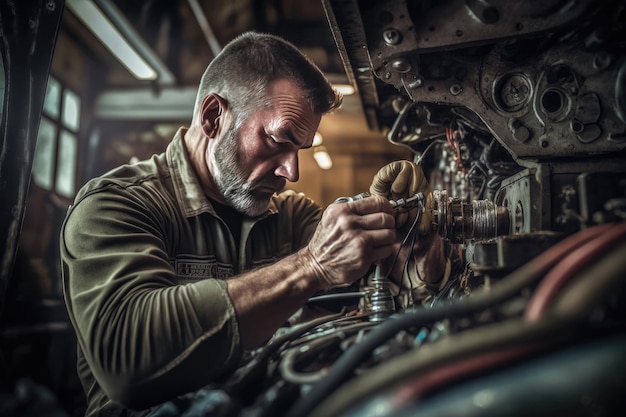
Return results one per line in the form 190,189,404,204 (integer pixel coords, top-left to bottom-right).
249,176,286,193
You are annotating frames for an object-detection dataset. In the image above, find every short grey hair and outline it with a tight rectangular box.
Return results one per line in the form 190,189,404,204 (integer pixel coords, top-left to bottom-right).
192,31,343,129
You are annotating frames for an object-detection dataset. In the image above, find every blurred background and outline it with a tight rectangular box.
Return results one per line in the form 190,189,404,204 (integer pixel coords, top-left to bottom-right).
0,1,409,414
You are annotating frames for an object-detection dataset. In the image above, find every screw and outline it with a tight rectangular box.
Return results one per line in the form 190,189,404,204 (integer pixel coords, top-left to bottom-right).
408,77,423,89
392,58,412,73
449,83,463,96
383,29,402,45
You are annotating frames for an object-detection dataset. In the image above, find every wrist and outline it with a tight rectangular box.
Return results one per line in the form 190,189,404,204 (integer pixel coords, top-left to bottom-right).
296,246,330,292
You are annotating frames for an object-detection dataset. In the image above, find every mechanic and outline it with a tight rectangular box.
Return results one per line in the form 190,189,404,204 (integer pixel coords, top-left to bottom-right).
60,31,447,416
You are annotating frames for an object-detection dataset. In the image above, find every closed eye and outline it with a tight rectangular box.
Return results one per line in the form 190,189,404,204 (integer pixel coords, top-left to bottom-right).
268,134,284,146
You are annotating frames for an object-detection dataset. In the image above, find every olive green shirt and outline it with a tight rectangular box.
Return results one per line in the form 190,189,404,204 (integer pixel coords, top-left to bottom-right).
60,128,321,415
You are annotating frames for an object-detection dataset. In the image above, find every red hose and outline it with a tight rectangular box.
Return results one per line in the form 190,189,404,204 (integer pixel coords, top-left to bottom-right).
525,222,626,322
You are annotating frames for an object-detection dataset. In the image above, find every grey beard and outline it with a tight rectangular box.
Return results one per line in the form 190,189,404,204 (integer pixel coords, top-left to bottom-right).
213,129,273,217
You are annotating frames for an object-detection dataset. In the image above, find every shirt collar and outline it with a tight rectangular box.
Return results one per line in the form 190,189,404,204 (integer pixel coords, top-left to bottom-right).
166,127,279,218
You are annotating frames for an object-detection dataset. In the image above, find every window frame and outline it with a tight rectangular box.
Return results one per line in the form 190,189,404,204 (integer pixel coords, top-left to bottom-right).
33,75,81,199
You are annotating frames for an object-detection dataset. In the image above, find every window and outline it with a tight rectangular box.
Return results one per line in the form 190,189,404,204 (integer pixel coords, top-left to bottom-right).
33,76,80,198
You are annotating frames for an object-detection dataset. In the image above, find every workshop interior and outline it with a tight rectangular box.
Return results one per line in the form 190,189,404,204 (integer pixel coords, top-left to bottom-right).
1,0,625,415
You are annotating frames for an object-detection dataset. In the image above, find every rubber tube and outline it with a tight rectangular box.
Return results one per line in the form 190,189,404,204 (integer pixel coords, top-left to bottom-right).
525,222,626,321
285,223,613,417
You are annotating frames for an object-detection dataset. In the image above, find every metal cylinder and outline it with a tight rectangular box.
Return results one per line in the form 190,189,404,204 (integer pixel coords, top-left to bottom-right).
368,265,395,322
432,190,510,243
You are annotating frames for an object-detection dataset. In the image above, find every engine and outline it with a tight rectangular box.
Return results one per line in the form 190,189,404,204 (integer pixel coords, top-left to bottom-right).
149,1,626,416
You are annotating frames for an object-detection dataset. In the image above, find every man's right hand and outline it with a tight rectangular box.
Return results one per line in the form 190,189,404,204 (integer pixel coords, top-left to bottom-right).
304,195,397,289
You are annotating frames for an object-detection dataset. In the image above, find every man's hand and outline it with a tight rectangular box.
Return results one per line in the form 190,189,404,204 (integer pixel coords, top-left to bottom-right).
370,160,433,236
304,196,397,289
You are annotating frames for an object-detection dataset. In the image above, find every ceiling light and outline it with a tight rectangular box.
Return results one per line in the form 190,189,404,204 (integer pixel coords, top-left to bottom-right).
313,132,323,147
333,84,355,95
313,146,333,170
66,0,158,80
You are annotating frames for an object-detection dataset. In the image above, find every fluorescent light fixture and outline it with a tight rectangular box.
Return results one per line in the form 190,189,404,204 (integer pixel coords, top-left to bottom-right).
66,0,158,80
333,84,355,95
313,132,323,147
313,146,333,170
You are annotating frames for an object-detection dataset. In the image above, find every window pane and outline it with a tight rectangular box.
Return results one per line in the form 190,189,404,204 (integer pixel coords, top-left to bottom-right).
55,130,77,197
43,77,61,118
32,118,57,190
62,89,81,132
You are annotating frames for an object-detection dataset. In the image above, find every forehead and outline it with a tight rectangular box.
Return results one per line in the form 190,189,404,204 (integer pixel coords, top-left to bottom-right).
262,79,321,134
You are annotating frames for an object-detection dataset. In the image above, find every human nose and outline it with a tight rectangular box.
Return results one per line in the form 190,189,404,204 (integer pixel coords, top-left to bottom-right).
274,151,299,182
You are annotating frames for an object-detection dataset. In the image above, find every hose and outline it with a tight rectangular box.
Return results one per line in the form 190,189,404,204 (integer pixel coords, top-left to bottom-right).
525,222,626,321
311,227,626,417
284,223,613,417
309,314,581,417
278,322,374,385
223,311,344,396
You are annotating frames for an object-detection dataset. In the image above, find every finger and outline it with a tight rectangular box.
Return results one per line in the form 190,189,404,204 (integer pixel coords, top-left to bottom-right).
348,195,394,216
363,228,398,248
390,162,414,197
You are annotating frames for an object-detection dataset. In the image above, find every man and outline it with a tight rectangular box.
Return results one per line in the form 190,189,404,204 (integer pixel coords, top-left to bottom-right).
60,32,445,415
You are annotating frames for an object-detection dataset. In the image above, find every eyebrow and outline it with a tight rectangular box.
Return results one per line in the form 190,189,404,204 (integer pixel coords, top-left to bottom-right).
272,128,311,149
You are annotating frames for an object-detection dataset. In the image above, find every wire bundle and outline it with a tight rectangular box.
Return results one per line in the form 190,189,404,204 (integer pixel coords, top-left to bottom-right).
285,222,626,417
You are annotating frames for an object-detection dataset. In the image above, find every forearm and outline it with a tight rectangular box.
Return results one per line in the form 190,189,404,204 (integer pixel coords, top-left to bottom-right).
226,246,325,349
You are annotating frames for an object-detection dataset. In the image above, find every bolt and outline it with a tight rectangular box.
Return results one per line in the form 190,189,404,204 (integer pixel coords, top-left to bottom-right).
570,119,584,134
408,77,423,89
513,124,531,143
383,29,402,45
593,52,612,70
392,58,412,73
449,83,463,96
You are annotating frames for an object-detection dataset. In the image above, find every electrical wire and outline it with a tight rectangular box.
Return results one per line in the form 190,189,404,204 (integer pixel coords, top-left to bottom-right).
310,228,626,417
278,322,374,385
307,291,367,303
525,222,626,322
392,208,421,300
284,223,614,417
222,311,344,395
283,313,375,349
309,314,582,417
415,139,446,166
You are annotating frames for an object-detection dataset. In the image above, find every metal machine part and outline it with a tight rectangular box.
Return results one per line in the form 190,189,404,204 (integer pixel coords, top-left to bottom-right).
367,265,396,322
323,0,626,158
324,0,625,258
432,189,510,244
334,192,427,321
154,3,626,416
334,191,425,213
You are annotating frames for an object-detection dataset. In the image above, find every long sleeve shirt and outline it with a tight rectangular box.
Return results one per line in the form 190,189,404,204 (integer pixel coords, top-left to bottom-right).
60,128,321,415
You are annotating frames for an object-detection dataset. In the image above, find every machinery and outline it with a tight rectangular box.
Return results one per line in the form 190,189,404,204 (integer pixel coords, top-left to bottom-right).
170,1,625,416
2,1,624,415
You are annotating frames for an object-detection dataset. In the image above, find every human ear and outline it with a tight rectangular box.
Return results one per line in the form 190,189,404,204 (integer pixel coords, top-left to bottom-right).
200,93,227,137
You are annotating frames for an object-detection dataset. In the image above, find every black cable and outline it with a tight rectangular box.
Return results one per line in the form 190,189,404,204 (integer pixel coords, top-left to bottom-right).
285,298,486,417
307,291,367,303
278,322,374,385
222,311,344,396
397,211,420,302
284,224,615,417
